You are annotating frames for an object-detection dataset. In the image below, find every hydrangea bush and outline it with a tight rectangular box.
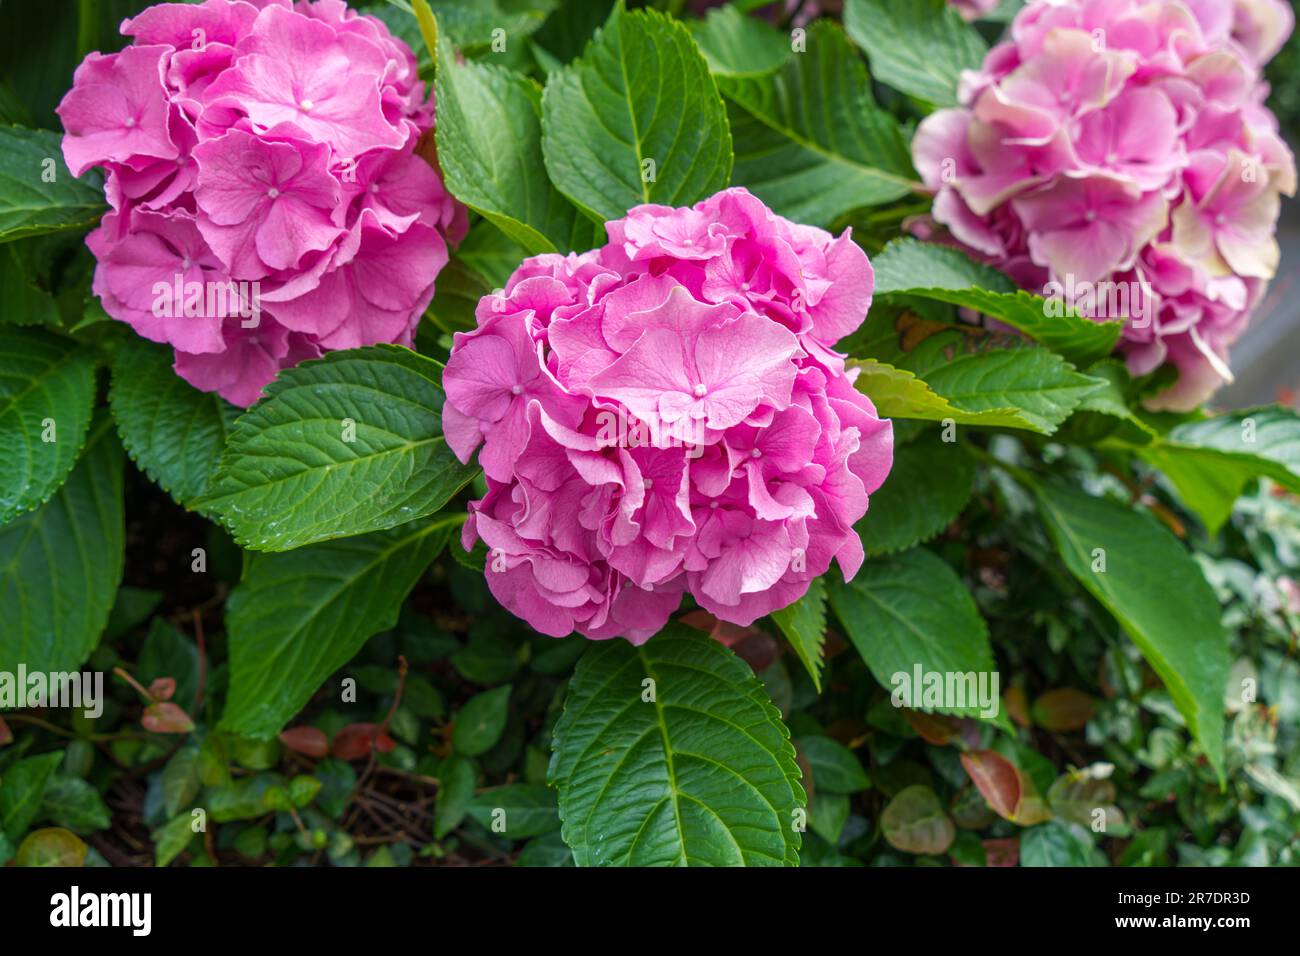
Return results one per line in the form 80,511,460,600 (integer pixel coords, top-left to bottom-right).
0,0,1298,872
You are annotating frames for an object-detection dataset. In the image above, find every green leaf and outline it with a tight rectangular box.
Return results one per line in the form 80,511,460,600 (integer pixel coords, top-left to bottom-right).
0,244,60,326
467,783,560,838
827,548,998,720
689,4,791,77
850,354,1101,435
109,335,238,511
0,751,63,840
434,33,601,255
861,430,975,556
1143,407,1300,533
221,514,461,738
202,345,477,551
880,784,955,855
541,4,732,221
0,127,105,242
0,326,96,522
1031,480,1229,780
152,812,197,867
796,736,870,794
39,776,110,833
770,575,827,691
921,349,1105,435
453,686,512,756
422,0,551,52
0,420,124,674
720,21,915,227
160,747,201,819
1140,444,1260,536
1021,820,1096,867
843,0,986,107
433,755,476,838
871,239,1123,367
14,827,87,867
550,625,804,866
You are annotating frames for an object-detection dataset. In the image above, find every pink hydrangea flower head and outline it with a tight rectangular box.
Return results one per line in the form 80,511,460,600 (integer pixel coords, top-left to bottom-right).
444,188,894,643
58,0,465,406
914,0,1296,410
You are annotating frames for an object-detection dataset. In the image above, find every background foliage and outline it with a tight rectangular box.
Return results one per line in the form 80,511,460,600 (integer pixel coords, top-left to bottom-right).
0,0,1297,868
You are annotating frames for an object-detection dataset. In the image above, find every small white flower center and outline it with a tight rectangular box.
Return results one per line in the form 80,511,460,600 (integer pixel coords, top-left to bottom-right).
370,183,381,193
123,117,136,128
643,478,654,491
1105,151,1118,164
510,384,523,396
682,238,693,247
740,282,750,291
1084,209,1097,222
750,448,762,458
180,257,192,270
692,384,707,397
267,187,280,199
299,98,314,111
709,500,719,510
1214,212,1227,226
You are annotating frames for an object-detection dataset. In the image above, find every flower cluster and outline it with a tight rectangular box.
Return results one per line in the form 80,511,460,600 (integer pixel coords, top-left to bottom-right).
913,0,1296,409
58,0,465,406
949,0,1001,22
443,188,893,642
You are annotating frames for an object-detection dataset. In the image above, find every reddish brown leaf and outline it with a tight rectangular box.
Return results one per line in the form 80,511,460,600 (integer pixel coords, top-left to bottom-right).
332,723,395,760
960,750,1022,820
1031,688,1097,731
903,709,959,745
148,677,176,702
279,726,329,758
141,701,195,734
1003,684,1030,727
983,837,1020,867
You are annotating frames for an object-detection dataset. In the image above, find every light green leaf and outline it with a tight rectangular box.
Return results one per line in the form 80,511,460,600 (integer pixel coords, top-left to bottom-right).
770,575,827,691
880,784,955,854
827,547,998,720
220,514,461,738
0,326,96,522
202,345,477,551
467,783,560,838
720,21,915,227
550,625,804,866
1032,480,1229,780
541,4,733,221
14,827,87,867
872,239,1123,367
435,32,601,255
0,419,123,674
843,0,986,107
861,430,974,556
109,336,238,511
689,4,791,77
0,127,105,242
850,352,1102,435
